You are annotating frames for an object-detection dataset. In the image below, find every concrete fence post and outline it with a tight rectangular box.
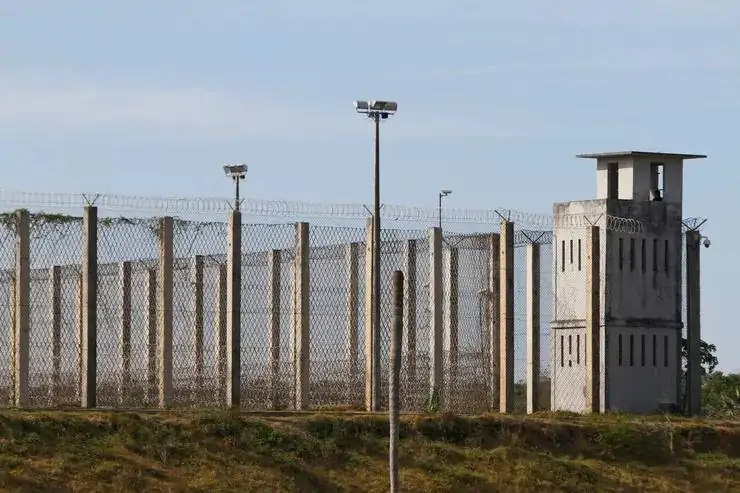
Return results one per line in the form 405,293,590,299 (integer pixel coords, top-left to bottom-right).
429,227,443,410
585,226,601,413
686,230,702,416
157,216,174,408
81,206,98,409
13,209,30,408
499,220,514,413
526,243,541,414
226,211,242,408
389,270,404,493
292,222,310,410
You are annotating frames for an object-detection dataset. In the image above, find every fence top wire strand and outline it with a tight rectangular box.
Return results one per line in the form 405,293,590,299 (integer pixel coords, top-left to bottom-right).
0,189,687,234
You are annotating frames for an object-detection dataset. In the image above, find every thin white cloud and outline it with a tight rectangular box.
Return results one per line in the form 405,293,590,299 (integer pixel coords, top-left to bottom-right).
0,77,537,141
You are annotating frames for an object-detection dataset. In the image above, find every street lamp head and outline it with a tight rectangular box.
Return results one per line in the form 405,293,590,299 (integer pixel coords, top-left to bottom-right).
703,237,711,249
223,164,247,180
440,190,452,197
354,99,398,117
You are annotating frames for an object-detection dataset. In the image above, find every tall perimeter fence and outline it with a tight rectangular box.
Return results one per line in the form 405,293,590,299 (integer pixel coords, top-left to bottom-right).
0,190,688,413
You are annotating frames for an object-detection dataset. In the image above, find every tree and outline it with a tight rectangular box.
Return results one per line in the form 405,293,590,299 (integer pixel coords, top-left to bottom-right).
681,338,719,376
702,372,740,418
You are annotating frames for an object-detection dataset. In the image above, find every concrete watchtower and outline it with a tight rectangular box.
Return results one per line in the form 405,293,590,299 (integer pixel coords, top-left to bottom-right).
550,151,706,414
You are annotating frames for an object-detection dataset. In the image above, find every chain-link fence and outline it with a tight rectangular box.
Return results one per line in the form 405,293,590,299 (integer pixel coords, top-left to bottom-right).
0,191,698,414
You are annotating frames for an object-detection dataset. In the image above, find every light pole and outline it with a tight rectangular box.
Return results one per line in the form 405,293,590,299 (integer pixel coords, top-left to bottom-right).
354,99,397,412
438,189,452,230
223,165,247,210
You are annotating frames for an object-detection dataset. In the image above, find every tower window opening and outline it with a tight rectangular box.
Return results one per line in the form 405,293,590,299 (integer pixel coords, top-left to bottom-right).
607,162,619,199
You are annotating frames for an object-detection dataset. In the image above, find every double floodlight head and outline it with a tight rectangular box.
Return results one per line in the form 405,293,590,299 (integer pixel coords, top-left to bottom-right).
354,100,398,119
223,164,247,180
440,189,452,197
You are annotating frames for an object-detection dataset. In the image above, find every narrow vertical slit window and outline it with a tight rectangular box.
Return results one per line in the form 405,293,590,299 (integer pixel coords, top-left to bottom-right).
641,239,647,274
607,162,619,199
641,335,646,366
663,335,669,367
560,335,564,367
664,239,670,274
629,334,635,366
618,334,623,366
569,239,574,265
630,238,635,271
561,241,565,272
568,334,573,367
576,334,581,365
652,334,657,366
619,238,624,271
653,239,659,272
577,239,582,271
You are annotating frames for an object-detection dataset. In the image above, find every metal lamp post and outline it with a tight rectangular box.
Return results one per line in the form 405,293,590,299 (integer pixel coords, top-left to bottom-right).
438,189,452,230
354,99,397,412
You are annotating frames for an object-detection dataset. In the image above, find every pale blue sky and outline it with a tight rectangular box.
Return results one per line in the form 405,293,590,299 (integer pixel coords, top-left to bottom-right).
0,1,738,370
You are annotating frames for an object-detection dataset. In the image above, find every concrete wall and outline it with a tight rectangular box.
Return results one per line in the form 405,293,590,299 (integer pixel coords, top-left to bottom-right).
605,326,679,412
551,326,586,412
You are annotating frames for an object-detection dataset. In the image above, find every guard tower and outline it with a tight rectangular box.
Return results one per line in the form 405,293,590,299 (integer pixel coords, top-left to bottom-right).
551,151,706,414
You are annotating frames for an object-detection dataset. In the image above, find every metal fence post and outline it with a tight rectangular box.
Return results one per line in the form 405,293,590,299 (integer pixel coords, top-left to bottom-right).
119,261,132,406
192,255,205,401
345,242,360,403
158,216,174,408
444,246,459,410
526,242,541,414
499,220,514,413
50,265,62,402
268,249,282,410
81,205,98,409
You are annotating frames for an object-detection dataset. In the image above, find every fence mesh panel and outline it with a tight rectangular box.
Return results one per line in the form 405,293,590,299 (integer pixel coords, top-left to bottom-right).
0,225,14,406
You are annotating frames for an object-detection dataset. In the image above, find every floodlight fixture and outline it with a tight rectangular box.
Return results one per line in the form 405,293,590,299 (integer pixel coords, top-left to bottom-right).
223,164,247,180
438,189,453,229
354,100,398,119
223,164,247,211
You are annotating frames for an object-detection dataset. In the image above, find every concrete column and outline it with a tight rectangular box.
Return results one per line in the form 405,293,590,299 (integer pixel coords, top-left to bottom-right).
585,226,601,413
192,255,205,398
345,242,359,398
226,211,242,408
363,217,374,411
215,264,227,405
487,233,500,411
292,222,310,410
81,206,98,409
403,239,417,386
499,220,514,413
119,261,132,405
686,230,701,416
13,209,30,408
157,216,174,408
526,243,540,414
268,249,282,410
444,246,459,409
146,268,157,405
429,227,443,408
50,265,62,400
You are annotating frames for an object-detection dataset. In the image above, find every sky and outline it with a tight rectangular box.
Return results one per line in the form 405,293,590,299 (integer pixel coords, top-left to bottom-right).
0,0,739,371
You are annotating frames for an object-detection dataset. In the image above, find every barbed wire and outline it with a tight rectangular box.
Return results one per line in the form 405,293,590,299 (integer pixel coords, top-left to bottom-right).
0,188,681,234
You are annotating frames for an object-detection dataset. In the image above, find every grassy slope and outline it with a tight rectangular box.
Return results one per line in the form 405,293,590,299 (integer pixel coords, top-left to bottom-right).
0,411,738,493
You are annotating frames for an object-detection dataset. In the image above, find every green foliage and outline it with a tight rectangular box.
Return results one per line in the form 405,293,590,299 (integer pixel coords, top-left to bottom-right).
425,387,441,414
703,372,740,418
681,337,719,375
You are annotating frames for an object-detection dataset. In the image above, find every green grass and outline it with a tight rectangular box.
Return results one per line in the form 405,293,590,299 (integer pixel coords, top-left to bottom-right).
0,410,738,492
